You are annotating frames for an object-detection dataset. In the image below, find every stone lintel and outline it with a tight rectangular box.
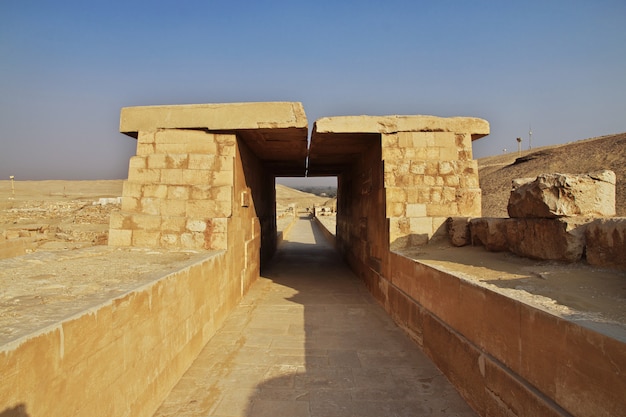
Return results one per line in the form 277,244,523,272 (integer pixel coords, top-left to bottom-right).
313,115,490,140
120,102,309,176
120,102,308,135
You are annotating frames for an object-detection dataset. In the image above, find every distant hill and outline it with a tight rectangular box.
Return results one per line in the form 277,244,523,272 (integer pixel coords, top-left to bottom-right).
275,184,331,211
478,133,626,217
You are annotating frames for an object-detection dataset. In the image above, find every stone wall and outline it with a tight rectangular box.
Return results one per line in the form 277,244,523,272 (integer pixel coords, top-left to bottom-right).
371,252,626,417
383,131,482,249
0,252,239,417
109,129,236,250
336,135,386,279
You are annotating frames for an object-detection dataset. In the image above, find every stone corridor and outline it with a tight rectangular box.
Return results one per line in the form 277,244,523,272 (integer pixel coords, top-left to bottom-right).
152,217,477,417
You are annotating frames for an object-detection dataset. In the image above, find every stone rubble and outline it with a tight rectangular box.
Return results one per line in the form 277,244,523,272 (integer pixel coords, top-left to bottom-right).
507,170,616,218
462,170,624,268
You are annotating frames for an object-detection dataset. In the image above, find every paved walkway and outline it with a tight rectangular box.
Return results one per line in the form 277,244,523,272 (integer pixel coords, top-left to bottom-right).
153,217,477,417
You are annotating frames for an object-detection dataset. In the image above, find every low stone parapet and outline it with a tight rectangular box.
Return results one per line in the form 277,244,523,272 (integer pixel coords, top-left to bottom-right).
0,247,243,417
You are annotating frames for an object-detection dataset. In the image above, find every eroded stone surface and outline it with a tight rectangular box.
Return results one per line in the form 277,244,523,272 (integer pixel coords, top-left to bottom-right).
507,170,616,218
469,218,509,251
446,217,472,247
506,217,589,262
585,218,626,270
470,217,590,261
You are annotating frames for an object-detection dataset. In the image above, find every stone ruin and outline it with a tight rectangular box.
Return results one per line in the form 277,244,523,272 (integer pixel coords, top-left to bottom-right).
449,169,626,269
2,102,624,417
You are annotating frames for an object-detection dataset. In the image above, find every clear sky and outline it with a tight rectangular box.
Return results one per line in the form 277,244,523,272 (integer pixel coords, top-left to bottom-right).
1,1,625,182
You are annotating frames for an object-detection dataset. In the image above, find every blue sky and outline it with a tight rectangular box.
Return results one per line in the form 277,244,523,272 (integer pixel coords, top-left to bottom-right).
1,0,625,182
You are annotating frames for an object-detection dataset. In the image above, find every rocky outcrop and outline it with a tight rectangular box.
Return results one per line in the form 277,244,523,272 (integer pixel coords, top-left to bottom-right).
507,170,616,218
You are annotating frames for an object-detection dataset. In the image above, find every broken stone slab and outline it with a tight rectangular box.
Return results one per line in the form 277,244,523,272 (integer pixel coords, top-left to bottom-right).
505,218,589,262
507,170,616,218
469,218,509,251
447,217,472,247
585,218,626,270
470,217,590,262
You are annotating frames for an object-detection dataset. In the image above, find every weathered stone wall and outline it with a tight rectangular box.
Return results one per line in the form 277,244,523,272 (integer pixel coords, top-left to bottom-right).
109,129,236,250
0,252,239,417
336,135,387,279
383,131,482,249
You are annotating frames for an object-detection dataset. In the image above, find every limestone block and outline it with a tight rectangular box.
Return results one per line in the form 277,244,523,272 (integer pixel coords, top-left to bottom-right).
186,219,208,233
182,169,212,185
136,142,155,156
154,129,216,144
137,131,155,144
166,154,190,169
585,218,626,270
439,146,458,161
211,171,234,187
444,176,460,187
313,115,489,139
186,200,231,218
146,154,168,169
161,216,187,232
507,171,616,218
160,233,179,247
128,156,146,169
108,229,132,246
188,154,216,170
159,199,186,217
131,213,162,231
410,217,433,236
128,168,160,183
427,202,459,217
143,184,168,199
434,132,456,149
140,197,160,216
109,211,126,229
455,133,472,152
217,156,234,171
132,230,161,247
386,187,407,203
205,232,227,250
506,218,588,261
382,134,399,148
167,185,190,200
121,196,139,212
470,218,509,251
161,169,184,185
389,202,405,217
447,217,472,247
121,103,307,134
406,203,427,217
122,181,143,198
456,188,482,217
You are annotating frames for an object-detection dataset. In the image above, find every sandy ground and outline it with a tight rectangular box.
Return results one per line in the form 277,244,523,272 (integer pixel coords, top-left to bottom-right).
0,180,124,256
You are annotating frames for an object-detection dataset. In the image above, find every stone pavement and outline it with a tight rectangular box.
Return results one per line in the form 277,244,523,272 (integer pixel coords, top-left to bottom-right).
152,217,477,417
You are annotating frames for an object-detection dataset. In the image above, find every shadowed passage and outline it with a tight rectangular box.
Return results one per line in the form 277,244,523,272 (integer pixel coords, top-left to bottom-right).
152,217,477,417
